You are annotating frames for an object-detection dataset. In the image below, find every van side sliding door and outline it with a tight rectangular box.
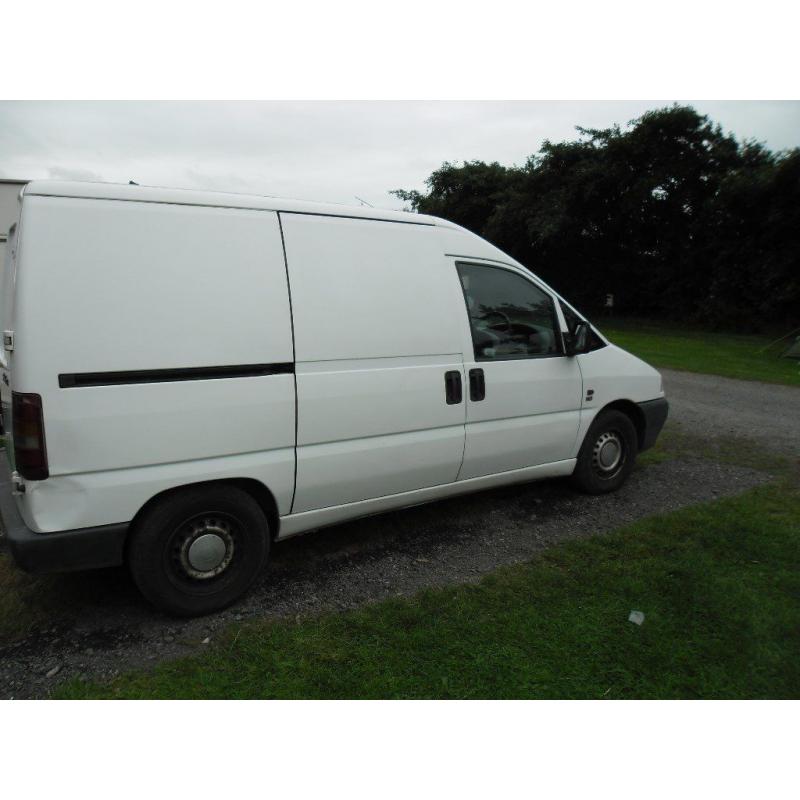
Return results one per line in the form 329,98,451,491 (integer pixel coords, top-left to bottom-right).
281,214,468,513
453,260,583,479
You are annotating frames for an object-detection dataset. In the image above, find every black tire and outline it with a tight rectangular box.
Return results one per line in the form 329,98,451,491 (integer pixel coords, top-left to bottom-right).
127,484,270,617
571,409,638,495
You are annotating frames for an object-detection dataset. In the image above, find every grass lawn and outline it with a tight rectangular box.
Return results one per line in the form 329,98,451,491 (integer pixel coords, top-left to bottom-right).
57,480,800,699
599,318,800,386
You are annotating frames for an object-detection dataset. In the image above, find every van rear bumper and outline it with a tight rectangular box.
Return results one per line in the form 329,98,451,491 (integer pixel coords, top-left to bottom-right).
637,397,669,452
0,459,127,573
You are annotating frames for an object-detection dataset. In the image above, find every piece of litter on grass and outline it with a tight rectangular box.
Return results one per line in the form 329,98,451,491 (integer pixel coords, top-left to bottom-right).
46,665,61,678
628,610,645,626
201,637,211,645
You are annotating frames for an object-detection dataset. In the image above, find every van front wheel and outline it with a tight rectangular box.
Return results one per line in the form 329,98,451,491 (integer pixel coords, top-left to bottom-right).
571,409,637,494
128,485,270,617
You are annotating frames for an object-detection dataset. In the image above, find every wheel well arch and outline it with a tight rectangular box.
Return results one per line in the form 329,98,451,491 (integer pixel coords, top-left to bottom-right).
128,478,281,542
598,399,646,450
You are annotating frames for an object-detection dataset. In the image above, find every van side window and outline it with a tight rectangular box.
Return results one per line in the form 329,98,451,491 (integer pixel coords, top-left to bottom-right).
457,263,562,361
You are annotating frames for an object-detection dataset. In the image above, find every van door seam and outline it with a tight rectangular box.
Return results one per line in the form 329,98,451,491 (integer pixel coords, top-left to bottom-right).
277,211,299,516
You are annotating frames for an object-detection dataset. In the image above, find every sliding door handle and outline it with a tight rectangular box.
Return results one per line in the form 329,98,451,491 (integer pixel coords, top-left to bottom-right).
444,370,462,404
469,368,485,401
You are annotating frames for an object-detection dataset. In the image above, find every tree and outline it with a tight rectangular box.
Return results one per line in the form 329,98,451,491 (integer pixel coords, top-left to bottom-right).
393,105,799,331
393,160,513,236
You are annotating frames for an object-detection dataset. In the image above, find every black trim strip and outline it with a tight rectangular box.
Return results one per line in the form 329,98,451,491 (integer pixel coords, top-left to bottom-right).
58,362,294,388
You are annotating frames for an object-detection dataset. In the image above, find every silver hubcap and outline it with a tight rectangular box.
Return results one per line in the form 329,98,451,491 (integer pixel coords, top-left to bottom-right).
188,533,227,572
592,431,623,475
177,518,235,580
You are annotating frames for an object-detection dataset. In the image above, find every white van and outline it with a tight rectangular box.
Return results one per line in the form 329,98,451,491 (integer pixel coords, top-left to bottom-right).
0,181,667,615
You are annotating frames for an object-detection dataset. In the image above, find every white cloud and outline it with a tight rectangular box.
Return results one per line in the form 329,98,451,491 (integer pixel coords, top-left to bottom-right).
0,101,797,211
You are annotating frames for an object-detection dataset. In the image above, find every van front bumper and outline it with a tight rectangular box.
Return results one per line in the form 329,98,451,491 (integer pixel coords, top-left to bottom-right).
637,397,669,452
0,459,127,573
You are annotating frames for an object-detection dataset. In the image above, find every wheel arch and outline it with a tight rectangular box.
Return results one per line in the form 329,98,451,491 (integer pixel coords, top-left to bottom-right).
597,399,646,451
127,477,281,547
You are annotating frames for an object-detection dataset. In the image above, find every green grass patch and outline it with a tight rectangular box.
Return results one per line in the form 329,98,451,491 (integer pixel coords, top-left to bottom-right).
600,318,800,386
58,482,800,699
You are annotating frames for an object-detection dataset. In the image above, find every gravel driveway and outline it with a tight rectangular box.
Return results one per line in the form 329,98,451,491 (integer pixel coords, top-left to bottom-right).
2,367,795,699
662,368,800,457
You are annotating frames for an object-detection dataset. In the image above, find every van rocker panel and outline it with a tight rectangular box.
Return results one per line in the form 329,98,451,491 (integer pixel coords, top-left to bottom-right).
279,458,577,539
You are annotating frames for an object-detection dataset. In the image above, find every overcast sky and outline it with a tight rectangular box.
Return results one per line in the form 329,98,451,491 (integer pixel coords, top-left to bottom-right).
1,101,798,210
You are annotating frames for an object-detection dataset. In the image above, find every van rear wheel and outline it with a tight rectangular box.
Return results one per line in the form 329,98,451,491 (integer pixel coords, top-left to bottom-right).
571,409,637,494
128,485,270,617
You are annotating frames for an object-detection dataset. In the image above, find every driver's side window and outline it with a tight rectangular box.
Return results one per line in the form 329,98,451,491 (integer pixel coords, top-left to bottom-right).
456,263,561,361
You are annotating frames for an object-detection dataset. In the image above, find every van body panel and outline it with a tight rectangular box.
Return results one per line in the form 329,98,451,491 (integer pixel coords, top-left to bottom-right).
577,343,663,406
21,446,295,533
459,407,581,480
291,424,467,512
15,197,293,378
281,213,468,513
572,344,664,456
10,194,296,531
296,357,465,445
43,375,295,475
281,214,463,362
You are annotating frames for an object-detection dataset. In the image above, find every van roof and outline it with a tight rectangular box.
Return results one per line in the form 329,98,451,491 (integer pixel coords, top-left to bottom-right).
23,180,458,228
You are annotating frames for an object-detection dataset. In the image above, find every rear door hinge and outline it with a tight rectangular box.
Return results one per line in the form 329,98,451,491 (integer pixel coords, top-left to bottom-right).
3,330,14,351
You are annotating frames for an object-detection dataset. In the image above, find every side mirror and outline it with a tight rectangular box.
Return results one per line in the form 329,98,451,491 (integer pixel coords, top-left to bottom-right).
564,321,590,356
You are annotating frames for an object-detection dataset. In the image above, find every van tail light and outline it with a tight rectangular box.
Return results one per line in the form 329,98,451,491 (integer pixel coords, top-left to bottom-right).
12,392,49,481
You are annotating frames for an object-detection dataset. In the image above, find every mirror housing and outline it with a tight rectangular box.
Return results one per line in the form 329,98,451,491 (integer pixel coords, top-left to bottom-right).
564,321,590,357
